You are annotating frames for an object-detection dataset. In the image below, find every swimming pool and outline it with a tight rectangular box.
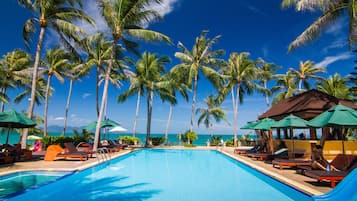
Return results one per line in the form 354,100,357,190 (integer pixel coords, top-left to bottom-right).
0,171,71,199
5,149,313,201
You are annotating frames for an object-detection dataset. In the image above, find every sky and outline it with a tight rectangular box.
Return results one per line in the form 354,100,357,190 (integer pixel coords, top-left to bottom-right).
0,0,355,135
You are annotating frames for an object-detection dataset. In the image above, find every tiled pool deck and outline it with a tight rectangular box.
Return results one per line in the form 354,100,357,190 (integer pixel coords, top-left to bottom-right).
0,146,332,196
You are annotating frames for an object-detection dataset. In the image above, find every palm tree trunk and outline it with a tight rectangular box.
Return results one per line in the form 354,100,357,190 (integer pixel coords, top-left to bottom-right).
132,90,141,137
63,79,73,136
209,114,213,138
264,80,269,108
165,104,173,144
146,85,154,147
234,84,240,146
298,79,302,91
1,87,7,112
43,75,52,137
189,73,198,144
93,41,115,152
96,67,99,117
22,26,46,149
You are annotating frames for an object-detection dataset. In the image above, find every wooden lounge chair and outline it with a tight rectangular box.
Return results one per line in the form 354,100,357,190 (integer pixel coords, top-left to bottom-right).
234,145,259,155
303,157,357,187
272,159,312,170
65,142,93,158
108,140,128,150
247,148,288,161
297,154,357,173
44,145,88,161
99,140,120,153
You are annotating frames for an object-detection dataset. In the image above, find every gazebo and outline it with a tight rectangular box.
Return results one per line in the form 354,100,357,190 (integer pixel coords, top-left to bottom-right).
258,89,357,140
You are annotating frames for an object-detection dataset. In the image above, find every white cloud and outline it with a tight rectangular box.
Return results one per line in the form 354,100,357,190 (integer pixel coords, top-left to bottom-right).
322,38,347,53
54,117,65,121
82,93,91,99
325,18,346,35
315,52,353,68
246,5,267,16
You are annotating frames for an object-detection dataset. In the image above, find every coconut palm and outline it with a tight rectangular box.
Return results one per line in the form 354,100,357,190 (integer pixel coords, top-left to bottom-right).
0,49,32,111
317,73,353,100
14,77,48,106
217,52,257,146
272,71,297,104
18,0,94,148
42,47,71,136
255,58,281,108
119,52,171,147
161,70,189,144
174,30,225,135
94,0,171,151
196,95,229,138
289,60,325,91
79,33,112,117
281,0,357,51
62,58,85,136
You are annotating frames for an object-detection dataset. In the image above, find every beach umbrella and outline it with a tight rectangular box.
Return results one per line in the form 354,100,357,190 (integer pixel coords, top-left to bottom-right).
241,121,260,129
0,109,36,145
27,135,42,140
308,104,357,154
251,118,276,130
308,104,357,128
272,114,309,158
85,119,121,131
109,125,128,133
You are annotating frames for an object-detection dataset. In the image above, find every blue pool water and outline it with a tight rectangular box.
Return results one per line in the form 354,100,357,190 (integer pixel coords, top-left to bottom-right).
5,150,312,201
0,171,70,199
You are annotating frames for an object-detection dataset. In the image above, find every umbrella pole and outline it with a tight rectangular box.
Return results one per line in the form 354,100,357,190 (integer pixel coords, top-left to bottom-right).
5,126,10,146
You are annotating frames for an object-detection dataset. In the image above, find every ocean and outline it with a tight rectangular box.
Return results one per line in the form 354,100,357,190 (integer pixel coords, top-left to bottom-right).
0,131,257,146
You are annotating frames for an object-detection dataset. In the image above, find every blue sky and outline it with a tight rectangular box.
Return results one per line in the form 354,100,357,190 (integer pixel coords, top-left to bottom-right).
0,0,355,135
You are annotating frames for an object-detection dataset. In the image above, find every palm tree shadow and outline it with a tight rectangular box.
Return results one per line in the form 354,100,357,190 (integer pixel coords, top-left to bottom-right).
69,176,161,201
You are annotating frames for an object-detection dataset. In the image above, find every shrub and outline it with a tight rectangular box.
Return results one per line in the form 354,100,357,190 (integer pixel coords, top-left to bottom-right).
210,136,222,146
150,137,165,146
119,136,140,145
183,143,196,147
225,138,234,147
180,130,197,144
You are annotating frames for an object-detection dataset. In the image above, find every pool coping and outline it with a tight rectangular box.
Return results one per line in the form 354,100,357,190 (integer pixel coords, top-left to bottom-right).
0,147,326,197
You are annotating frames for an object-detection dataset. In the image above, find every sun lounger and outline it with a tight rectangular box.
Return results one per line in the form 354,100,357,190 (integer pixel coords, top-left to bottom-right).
108,140,128,149
99,140,120,152
44,145,88,161
247,148,288,161
272,159,312,170
304,170,348,188
297,154,357,173
65,142,93,158
303,157,357,187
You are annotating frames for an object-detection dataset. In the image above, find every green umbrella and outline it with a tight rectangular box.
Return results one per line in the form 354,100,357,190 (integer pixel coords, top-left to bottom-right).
241,121,260,129
271,114,309,158
85,119,121,131
251,118,276,130
272,114,309,129
0,109,36,145
308,104,357,128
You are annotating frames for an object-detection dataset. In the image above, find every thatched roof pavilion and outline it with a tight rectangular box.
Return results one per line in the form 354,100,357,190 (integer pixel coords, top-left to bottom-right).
259,89,357,121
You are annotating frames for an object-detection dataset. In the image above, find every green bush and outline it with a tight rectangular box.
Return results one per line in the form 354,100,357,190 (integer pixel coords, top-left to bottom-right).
180,130,197,144
150,137,165,146
225,138,234,147
119,136,140,145
210,136,222,146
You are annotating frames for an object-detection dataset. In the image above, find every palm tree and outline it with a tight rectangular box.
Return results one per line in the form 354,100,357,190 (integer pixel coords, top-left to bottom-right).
217,52,257,146
15,77,48,106
42,47,71,136
317,73,353,100
79,33,112,117
62,58,85,136
289,60,325,92
255,58,280,108
174,30,225,135
272,71,297,104
119,52,171,147
281,0,357,51
196,95,229,137
94,0,171,151
0,49,32,111
161,70,189,144
18,0,94,148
